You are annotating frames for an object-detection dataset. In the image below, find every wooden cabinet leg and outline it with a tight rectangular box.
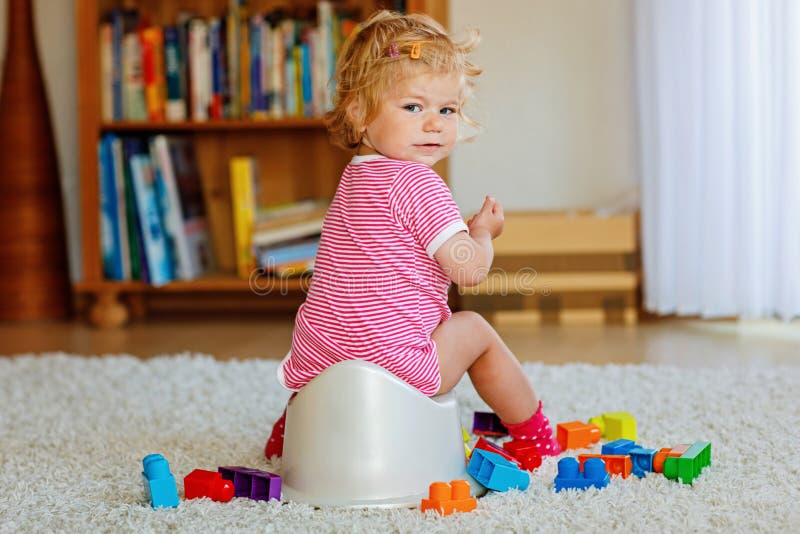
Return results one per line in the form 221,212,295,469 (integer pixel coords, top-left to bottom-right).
89,290,129,328
126,293,148,321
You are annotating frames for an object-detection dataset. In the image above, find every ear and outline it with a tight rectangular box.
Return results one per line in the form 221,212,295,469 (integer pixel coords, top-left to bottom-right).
346,97,367,133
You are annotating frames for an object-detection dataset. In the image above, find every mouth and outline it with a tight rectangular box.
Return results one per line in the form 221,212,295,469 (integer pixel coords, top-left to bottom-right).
415,143,442,153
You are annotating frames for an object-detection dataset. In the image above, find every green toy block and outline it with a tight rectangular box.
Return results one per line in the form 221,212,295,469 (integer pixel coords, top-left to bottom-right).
588,411,637,441
663,440,712,484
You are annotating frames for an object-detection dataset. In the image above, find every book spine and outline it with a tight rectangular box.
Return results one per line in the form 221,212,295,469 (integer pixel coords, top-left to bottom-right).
226,0,241,119
98,135,124,280
164,26,187,121
141,26,166,122
239,13,250,118
229,157,257,279
189,19,210,121
249,15,264,116
122,32,147,120
99,23,114,122
130,154,174,286
110,10,124,120
209,18,224,120
121,138,145,280
152,135,195,280
110,137,132,279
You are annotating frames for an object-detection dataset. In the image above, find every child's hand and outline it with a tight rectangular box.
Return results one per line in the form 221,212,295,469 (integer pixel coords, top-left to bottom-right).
467,195,504,239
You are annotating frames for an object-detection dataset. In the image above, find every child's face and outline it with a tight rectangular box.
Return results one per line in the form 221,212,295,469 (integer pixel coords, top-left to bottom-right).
361,71,461,166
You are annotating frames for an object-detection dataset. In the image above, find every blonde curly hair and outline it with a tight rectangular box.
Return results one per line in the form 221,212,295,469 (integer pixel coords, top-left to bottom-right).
324,10,482,150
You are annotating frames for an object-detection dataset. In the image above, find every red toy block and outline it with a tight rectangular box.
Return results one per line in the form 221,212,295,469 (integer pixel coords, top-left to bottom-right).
184,469,235,502
503,439,542,471
577,454,632,478
420,480,477,516
556,421,602,451
653,444,691,473
472,437,522,468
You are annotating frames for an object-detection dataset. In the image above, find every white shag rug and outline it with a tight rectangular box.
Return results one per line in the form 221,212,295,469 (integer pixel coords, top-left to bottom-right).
1,353,799,533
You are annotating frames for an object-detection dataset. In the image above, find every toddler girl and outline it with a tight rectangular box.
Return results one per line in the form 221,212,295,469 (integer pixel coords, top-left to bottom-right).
266,10,560,459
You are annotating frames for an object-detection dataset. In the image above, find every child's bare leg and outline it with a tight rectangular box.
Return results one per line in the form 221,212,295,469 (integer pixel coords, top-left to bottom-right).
432,311,537,424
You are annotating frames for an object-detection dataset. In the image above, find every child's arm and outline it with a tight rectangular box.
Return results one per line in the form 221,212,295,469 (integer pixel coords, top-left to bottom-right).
434,196,504,287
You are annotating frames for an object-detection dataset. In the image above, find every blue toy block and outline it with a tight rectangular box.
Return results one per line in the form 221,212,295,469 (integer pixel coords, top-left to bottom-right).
467,448,530,492
554,457,610,492
602,438,637,456
629,446,657,478
142,453,179,508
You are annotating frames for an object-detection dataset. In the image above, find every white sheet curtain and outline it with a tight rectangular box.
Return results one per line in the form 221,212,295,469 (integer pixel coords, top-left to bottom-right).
635,0,800,319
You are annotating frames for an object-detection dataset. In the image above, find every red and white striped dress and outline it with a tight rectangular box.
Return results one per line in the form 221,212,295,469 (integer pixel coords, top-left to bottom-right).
277,155,468,396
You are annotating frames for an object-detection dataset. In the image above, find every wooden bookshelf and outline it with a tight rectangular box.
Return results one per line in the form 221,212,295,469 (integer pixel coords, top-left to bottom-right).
75,0,448,327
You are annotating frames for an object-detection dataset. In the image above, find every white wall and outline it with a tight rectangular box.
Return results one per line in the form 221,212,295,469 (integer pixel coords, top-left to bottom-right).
0,0,79,280
449,0,639,215
0,0,638,280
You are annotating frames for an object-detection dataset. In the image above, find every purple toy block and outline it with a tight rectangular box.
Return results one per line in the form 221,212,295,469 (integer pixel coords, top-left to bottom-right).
218,466,281,501
472,411,508,437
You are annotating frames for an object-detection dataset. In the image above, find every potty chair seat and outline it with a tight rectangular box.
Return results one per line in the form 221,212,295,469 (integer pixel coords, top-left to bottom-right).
280,360,485,507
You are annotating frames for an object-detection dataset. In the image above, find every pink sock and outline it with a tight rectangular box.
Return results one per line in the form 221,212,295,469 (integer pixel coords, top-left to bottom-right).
264,407,287,459
264,393,297,459
502,401,562,456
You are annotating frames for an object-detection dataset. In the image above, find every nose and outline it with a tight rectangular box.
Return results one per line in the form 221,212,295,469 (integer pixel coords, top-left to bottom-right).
423,111,443,132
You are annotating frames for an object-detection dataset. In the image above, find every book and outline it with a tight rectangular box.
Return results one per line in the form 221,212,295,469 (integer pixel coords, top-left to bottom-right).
130,154,175,286
110,137,132,279
163,25,187,121
99,23,114,122
229,156,258,278
153,135,214,280
188,18,211,121
98,135,125,280
254,200,328,232
121,138,147,281
252,217,325,248
256,236,320,269
141,26,166,121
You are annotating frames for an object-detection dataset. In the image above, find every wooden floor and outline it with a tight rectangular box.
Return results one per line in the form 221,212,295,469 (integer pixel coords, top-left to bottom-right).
1,315,798,367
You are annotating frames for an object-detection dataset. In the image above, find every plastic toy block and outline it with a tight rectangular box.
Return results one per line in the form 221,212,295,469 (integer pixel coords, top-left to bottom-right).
218,466,281,501
588,411,637,441
653,444,691,473
602,438,637,456
663,441,712,484
184,469,235,502
463,427,471,457
503,439,543,472
472,411,508,437
577,454,632,478
467,448,530,492
554,457,610,492
420,480,477,516
556,421,601,450
472,437,522,468
628,446,657,478
141,453,179,509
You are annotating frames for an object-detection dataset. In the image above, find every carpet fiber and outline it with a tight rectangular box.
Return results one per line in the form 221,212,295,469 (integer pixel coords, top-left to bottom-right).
1,353,798,533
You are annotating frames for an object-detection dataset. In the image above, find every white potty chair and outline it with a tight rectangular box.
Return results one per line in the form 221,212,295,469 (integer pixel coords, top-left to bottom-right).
280,360,485,507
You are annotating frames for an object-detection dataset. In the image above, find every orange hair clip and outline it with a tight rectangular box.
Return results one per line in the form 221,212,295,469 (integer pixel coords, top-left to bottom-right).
410,42,422,59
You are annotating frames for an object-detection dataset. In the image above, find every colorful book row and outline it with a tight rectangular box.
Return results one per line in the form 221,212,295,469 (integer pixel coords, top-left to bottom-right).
99,1,357,123
98,134,214,285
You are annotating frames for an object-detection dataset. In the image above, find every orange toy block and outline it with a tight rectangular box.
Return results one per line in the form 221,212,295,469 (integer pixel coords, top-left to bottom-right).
556,421,602,450
420,480,477,516
577,454,633,478
653,444,691,473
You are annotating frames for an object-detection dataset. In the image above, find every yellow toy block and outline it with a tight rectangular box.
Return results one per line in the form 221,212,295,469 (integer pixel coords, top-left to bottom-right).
589,411,637,441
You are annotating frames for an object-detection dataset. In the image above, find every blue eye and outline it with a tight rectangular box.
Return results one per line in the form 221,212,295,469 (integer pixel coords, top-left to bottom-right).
440,107,457,115
404,104,422,112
